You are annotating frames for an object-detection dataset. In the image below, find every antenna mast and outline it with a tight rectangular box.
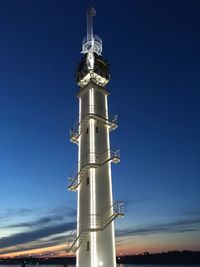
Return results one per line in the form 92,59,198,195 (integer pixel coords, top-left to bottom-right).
87,7,96,42
82,7,102,55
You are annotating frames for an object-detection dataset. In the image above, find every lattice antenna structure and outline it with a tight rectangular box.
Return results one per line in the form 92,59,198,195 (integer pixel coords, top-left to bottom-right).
82,7,102,55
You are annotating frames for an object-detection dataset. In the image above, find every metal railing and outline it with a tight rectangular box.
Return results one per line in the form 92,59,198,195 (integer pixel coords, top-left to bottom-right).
70,109,118,144
82,35,102,47
82,35,103,55
66,201,124,253
68,148,120,191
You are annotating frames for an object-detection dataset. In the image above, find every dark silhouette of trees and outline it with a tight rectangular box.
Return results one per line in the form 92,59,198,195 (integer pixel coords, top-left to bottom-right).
0,251,200,265
117,251,200,264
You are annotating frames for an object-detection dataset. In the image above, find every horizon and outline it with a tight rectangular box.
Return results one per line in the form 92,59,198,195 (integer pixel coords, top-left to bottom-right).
1,250,200,259
0,0,200,258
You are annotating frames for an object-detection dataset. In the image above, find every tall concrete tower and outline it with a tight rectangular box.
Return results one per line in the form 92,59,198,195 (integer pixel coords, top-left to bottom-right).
67,7,124,267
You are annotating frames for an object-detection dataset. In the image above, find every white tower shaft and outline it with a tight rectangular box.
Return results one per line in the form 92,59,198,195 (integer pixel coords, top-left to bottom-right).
77,84,116,267
67,7,124,267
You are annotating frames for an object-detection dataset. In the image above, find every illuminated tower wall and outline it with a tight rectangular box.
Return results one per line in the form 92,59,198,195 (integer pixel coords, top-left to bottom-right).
67,7,124,267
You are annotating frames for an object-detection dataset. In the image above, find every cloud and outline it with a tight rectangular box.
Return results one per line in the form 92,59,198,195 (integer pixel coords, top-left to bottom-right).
0,204,77,254
125,197,150,206
0,222,75,249
0,234,68,255
2,204,76,229
0,208,33,219
116,216,200,238
48,235,67,242
7,215,66,229
122,197,150,213
49,205,76,217
1,212,200,255
180,208,200,217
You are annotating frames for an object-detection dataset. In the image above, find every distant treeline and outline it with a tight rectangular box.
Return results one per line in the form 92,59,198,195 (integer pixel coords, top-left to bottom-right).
0,257,75,266
117,251,200,264
0,251,200,265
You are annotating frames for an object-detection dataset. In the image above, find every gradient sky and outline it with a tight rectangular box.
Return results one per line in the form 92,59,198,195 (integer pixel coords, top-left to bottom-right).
0,0,200,257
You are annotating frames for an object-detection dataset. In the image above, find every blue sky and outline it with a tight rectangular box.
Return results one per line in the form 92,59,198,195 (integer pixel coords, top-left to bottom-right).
0,0,200,256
